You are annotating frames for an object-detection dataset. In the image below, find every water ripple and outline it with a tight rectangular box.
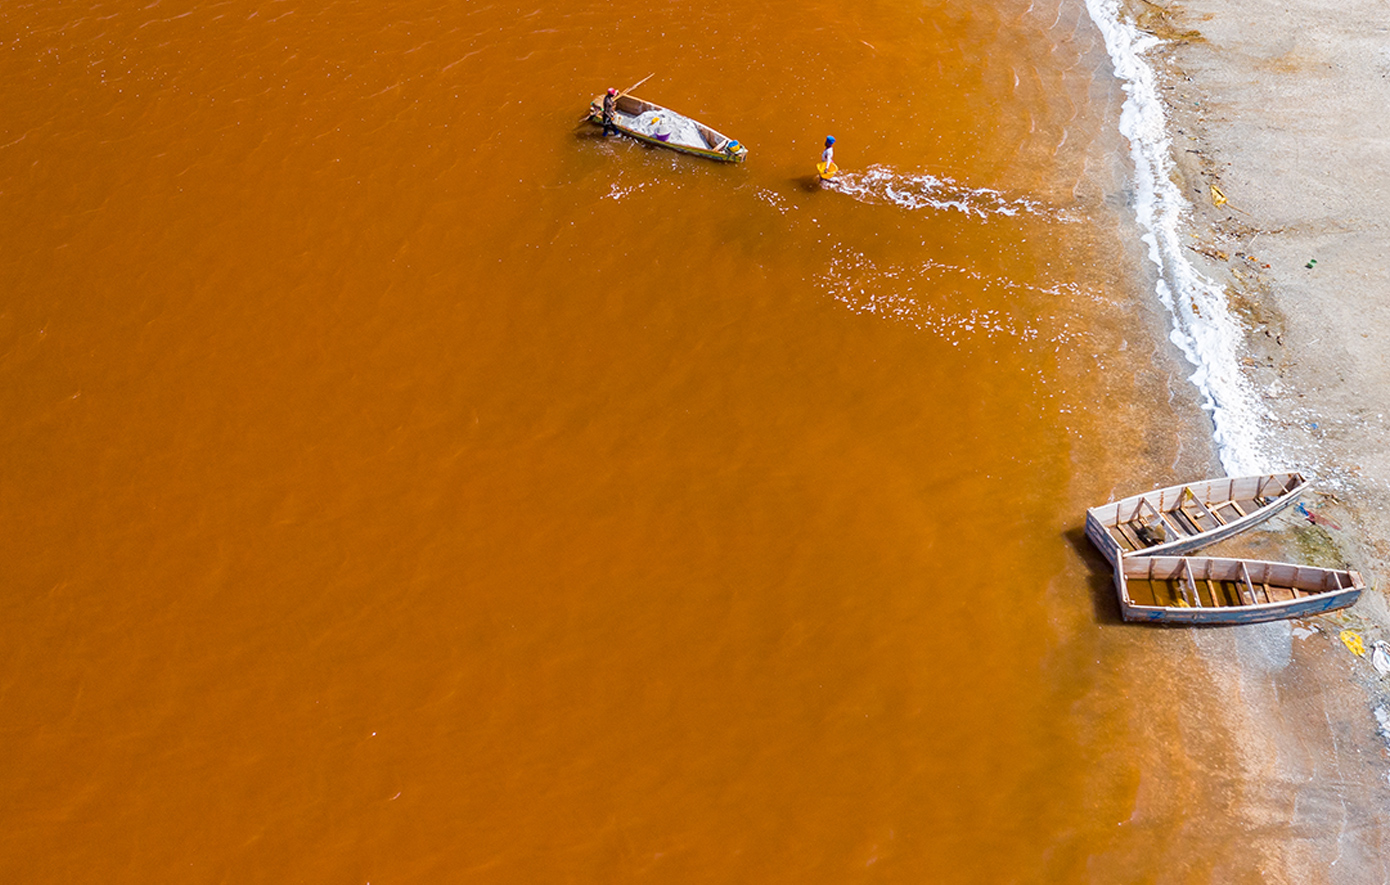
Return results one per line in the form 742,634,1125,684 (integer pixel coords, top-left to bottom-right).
817,247,1087,347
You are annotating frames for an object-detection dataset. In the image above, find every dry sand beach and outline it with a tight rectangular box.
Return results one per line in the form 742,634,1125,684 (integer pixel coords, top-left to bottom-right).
1097,0,1390,878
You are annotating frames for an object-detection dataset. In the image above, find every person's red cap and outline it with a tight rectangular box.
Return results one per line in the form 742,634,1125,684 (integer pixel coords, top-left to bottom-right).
607,88,617,95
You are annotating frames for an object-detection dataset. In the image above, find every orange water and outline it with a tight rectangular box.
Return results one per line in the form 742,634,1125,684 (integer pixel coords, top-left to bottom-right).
0,1,1284,881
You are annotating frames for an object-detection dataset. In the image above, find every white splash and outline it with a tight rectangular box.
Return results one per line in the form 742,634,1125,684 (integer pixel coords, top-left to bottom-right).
1085,0,1271,474
603,180,650,201
828,164,1069,222
755,187,795,215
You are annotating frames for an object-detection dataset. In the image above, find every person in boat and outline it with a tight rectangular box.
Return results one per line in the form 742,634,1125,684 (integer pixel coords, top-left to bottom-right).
601,88,620,137
822,135,835,166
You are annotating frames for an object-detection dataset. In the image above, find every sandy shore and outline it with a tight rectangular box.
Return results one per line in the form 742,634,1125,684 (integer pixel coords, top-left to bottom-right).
1113,0,1390,879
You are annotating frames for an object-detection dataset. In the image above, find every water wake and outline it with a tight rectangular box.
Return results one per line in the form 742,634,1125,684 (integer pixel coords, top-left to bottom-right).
827,164,1072,222
818,247,1086,348
1085,0,1270,474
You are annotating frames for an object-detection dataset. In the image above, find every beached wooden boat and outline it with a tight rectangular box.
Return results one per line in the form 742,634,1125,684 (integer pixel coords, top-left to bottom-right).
1085,473,1308,566
588,93,748,163
1115,555,1362,624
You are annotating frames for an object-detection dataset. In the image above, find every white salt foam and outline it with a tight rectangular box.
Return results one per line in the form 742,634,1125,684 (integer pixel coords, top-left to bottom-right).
1084,0,1271,474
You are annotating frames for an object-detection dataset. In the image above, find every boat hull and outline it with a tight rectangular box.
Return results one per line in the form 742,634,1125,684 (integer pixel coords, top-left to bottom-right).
1085,473,1308,566
1116,555,1362,625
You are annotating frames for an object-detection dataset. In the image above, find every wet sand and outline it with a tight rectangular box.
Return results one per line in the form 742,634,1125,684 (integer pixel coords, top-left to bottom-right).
1113,0,1390,879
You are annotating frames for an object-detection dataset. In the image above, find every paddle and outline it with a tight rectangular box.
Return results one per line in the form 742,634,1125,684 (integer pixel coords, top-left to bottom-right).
580,73,655,122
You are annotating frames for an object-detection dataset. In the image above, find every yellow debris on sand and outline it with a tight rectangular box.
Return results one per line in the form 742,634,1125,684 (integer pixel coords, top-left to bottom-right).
1340,629,1366,657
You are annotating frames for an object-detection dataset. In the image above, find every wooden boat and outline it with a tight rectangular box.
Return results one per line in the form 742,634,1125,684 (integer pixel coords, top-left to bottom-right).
1085,473,1309,566
588,93,748,163
1115,555,1362,624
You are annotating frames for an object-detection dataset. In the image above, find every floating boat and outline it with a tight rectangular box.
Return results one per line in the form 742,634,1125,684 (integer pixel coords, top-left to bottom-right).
1115,555,1363,624
1084,473,1309,566
588,93,748,163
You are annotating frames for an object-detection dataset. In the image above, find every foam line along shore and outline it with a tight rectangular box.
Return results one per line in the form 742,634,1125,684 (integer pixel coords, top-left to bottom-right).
1083,0,1271,475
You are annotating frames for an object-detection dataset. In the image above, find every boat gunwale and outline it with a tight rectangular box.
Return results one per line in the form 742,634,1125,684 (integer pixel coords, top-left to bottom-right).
1118,587,1362,623
1085,472,1309,565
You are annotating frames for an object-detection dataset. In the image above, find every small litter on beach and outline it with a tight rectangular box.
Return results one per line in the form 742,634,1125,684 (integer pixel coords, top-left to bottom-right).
1341,629,1366,657
1296,502,1342,530
1305,258,1318,269
1210,184,1227,206
1374,641,1390,677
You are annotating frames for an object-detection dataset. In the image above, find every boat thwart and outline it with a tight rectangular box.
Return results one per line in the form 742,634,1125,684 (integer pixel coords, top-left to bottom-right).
1085,473,1308,566
1115,555,1363,625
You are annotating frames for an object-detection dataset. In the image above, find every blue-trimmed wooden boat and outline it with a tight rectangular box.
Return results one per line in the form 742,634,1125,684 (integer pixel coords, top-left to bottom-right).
1116,555,1362,625
1085,473,1308,567
588,93,748,163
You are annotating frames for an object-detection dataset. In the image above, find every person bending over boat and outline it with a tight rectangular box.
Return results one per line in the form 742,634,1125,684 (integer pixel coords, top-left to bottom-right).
602,88,620,137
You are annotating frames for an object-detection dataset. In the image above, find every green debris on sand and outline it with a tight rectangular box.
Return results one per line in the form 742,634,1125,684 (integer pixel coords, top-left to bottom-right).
1291,522,1346,569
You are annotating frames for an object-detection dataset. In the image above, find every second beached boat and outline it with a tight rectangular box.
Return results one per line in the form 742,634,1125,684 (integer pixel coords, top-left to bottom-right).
1085,473,1309,566
1115,555,1363,624
588,93,748,163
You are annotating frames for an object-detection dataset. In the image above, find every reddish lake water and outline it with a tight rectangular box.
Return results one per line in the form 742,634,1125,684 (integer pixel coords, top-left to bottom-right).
0,0,1287,881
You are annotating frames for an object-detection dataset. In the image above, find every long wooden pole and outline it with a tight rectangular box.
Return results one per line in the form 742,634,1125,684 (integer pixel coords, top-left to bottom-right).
582,73,656,122
619,72,654,97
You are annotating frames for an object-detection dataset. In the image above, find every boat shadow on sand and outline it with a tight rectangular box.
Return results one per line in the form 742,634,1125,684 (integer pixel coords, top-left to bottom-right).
1065,526,1127,625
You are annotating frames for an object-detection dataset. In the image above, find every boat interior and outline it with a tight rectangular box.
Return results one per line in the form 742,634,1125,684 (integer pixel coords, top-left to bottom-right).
1106,475,1301,554
1126,577,1309,608
1121,557,1355,609
598,95,727,152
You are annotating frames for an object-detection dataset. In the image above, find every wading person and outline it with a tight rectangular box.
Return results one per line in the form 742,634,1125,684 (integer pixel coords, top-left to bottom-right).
818,135,838,180
602,88,620,137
